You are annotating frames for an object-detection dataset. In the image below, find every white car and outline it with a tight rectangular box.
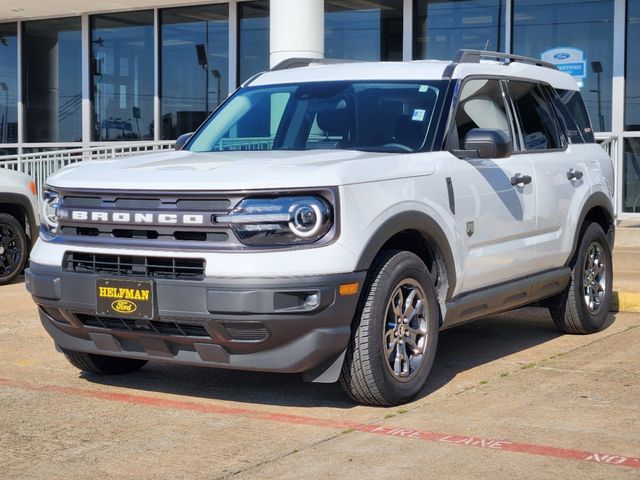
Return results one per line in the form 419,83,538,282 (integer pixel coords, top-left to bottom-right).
26,50,615,405
0,168,39,285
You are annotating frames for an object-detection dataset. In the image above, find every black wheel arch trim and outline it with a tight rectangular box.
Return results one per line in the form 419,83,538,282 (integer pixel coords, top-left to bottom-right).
567,192,615,266
0,192,38,246
354,211,457,300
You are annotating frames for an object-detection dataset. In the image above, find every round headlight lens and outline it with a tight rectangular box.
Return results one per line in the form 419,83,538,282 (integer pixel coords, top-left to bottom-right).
41,190,60,232
289,202,323,238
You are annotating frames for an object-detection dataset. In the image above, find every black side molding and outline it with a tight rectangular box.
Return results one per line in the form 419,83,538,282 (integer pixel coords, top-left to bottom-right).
443,267,571,328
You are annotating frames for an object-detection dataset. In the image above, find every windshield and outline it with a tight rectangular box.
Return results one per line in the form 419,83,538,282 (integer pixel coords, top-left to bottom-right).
187,80,447,154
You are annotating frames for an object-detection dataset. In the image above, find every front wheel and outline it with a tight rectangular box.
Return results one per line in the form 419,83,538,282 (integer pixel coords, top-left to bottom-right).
549,222,613,334
339,250,439,406
0,213,28,286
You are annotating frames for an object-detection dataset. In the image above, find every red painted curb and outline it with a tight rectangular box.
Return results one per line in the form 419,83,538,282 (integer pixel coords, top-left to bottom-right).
1,377,638,469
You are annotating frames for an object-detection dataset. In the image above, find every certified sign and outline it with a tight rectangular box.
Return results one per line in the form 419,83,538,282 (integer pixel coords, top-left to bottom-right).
541,47,586,79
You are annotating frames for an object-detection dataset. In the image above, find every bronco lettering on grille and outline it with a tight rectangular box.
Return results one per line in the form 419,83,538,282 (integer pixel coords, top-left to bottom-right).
62,209,207,226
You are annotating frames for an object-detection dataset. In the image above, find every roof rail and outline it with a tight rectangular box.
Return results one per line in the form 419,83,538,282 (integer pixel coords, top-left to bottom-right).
453,49,558,70
270,57,358,71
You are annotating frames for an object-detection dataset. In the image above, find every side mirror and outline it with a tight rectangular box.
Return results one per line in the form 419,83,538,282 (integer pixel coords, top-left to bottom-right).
453,128,512,159
175,132,194,151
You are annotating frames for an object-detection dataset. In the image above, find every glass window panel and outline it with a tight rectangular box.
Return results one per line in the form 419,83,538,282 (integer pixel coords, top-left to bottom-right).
325,0,403,61
91,11,154,141
413,0,504,60
161,5,229,140
238,1,269,84
623,138,640,212
188,81,446,153
0,23,18,144
453,79,511,149
23,18,82,143
512,0,614,132
626,0,640,130
508,81,562,150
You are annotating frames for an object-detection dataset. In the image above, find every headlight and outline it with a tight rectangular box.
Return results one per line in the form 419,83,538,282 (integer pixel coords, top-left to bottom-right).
41,190,61,234
216,196,333,246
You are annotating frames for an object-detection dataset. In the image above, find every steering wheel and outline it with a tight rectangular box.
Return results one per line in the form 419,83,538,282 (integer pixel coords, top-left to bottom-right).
381,143,414,153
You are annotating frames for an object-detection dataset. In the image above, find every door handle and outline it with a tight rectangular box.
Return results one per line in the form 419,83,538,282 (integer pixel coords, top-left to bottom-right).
567,169,584,181
511,174,532,186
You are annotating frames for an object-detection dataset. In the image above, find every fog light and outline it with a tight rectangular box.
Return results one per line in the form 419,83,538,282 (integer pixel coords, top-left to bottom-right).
304,293,320,308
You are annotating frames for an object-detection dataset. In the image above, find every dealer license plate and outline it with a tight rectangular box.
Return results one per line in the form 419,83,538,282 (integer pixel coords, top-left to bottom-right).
96,278,155,319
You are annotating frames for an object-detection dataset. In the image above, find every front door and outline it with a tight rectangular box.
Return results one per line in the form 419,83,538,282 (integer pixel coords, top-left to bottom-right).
446,78,537,294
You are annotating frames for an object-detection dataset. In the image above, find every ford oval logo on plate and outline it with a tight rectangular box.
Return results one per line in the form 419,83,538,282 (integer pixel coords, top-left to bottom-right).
111,299,137,314
554,53,570,60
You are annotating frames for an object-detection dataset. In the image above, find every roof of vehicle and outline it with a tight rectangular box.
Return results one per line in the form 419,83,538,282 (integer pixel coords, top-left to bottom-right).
249,59,580,91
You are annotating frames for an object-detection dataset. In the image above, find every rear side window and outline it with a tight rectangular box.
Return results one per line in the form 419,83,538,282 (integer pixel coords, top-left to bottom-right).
545,86,583,144
507,81,563,151
555,89,596,143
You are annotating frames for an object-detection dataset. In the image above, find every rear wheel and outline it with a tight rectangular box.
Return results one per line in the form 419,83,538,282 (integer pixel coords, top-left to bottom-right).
62,350,147,375
549,222,613,334
0,213,28,286
339,250,439,406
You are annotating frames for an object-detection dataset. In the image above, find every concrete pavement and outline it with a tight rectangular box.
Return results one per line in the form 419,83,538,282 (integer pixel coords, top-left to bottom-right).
0,280,639,479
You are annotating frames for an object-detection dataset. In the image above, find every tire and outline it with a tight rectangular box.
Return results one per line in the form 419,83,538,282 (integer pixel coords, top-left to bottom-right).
62,350,147,375
549,222,613,334
339,250,439,406
0,213,28,286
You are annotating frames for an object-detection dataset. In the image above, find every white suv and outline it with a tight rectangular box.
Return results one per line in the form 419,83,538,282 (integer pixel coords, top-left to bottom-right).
26,50,615,405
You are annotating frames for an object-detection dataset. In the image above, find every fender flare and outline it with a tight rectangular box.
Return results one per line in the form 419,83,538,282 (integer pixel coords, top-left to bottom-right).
0,192,38,246
354,211,457,300
567,192,615,265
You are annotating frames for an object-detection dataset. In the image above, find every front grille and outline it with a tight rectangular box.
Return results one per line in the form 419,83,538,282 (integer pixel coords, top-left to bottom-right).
76,313,210,337
57,191,237,246
64,252,205,280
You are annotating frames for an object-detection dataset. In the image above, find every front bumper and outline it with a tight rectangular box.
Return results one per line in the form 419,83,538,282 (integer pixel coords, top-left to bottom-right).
26,262,365,380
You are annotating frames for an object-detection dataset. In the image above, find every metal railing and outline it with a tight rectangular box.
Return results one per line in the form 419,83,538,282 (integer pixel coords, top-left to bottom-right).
0,141,175,198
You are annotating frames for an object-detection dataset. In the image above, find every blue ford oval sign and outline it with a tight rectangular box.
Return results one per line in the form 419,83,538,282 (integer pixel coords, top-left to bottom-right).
554,52,570,60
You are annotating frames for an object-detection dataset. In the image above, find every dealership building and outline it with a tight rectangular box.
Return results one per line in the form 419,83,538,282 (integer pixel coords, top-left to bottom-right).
0,0,638,215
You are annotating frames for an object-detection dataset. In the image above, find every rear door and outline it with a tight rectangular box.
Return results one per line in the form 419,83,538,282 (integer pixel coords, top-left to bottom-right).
505,81,591,269
446,78,537,293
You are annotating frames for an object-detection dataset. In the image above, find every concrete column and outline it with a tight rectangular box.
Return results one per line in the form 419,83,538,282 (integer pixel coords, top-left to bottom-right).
269,0,324,68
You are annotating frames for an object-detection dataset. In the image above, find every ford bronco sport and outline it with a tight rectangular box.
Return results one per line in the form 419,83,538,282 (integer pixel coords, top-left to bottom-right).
26,50,615,405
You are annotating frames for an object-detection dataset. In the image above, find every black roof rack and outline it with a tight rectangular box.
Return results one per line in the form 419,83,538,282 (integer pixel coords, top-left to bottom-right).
443,49,558,79
270,57,358,71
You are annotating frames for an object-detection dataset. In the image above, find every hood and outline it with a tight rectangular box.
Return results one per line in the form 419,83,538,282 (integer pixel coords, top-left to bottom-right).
46,149,437,191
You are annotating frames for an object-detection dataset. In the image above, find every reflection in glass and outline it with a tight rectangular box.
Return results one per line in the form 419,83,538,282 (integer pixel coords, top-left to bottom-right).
413,0,504,60
0,23,17,144
238,1,269,84
512,0,613,132
91,11,154,141
624,139,640,212
626,0,640,130
23,18,82,142
325,0,403,61
161,5,229,140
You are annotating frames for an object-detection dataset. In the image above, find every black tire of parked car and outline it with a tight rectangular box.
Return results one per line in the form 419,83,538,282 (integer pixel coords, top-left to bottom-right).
340,250,439,406
0,213,28,286
549,222,613,334
62,350,148,375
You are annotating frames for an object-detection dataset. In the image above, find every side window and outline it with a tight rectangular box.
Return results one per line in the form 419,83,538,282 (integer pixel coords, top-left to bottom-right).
555,89,596,143
507,81,562,151
451,79,512,150
546,87,584,144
